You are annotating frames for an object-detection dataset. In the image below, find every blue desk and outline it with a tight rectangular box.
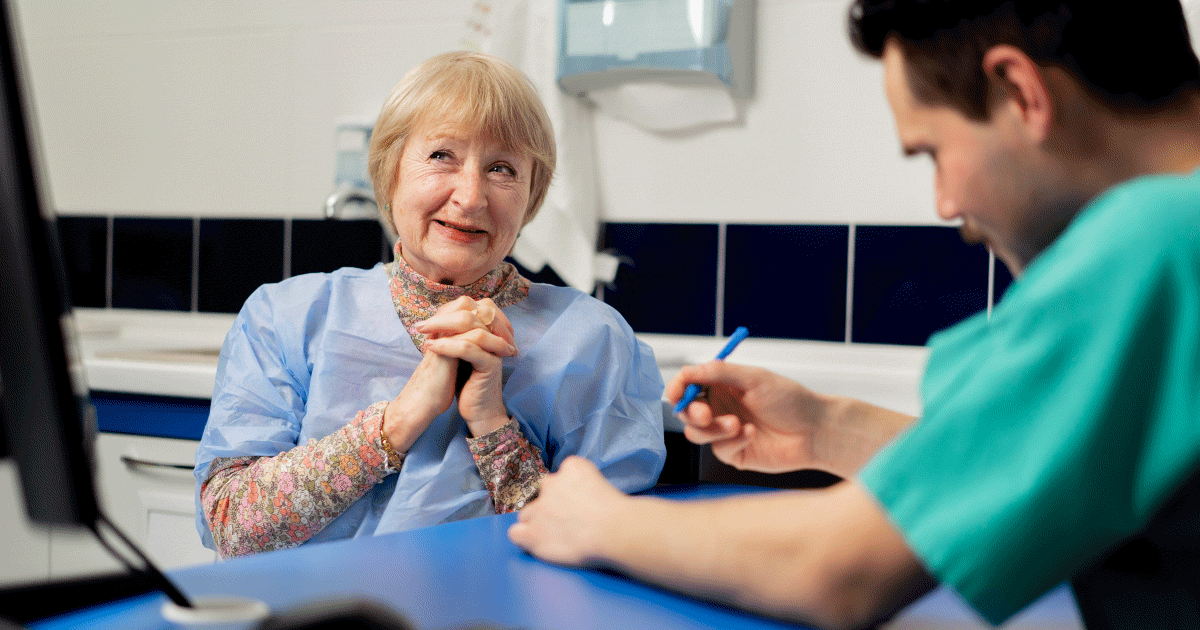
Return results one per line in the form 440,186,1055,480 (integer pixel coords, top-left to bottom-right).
31,484,809,630
28,483,1084,630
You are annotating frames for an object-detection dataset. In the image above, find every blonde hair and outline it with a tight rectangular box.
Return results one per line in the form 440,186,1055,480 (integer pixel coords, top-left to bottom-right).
368,51,556,234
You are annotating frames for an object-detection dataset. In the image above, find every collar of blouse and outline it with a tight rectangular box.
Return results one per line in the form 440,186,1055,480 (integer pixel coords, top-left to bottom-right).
386,240,530,351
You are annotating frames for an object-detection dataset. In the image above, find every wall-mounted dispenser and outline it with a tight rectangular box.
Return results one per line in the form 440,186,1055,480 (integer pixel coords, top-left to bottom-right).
557,0,754,132
325,118,378,221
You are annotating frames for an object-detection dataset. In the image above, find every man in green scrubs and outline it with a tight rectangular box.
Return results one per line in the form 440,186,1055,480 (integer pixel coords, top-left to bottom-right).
509,1,1200,628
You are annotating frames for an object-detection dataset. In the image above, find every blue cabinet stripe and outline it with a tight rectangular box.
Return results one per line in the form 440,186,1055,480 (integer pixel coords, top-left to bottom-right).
91,391,211,441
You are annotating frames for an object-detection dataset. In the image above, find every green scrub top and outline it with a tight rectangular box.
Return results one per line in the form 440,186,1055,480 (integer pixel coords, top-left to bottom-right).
859,171,1200,625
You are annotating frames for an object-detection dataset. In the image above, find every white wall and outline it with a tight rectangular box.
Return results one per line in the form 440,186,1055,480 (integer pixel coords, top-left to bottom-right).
13,0,476,219
15,0,1200,226
13,0,935,226
594,0,934,225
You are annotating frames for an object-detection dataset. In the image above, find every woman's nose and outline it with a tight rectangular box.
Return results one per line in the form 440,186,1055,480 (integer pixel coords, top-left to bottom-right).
452,169,487,211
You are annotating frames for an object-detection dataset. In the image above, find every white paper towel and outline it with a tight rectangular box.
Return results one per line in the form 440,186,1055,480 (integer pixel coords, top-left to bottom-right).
587,81,738,133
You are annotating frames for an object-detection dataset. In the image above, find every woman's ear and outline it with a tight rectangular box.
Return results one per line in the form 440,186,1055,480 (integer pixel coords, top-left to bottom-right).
982,45,1054,143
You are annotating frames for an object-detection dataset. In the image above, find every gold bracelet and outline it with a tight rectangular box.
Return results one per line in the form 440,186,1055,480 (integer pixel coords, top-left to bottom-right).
380,428,403,470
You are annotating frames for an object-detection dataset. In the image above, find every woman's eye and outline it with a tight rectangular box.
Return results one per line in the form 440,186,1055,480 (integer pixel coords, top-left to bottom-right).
490,163,516,177
430,150,450,161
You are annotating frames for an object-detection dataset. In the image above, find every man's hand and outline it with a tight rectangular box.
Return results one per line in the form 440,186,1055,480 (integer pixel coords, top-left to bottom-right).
668,361,832,474
668,361,916,479
508,456,628,566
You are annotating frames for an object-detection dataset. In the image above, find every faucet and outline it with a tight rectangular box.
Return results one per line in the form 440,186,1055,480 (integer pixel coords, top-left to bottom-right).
324,182,378,220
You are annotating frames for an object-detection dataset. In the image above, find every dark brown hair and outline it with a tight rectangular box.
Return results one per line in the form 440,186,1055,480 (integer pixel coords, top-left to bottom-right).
848,0,1200,120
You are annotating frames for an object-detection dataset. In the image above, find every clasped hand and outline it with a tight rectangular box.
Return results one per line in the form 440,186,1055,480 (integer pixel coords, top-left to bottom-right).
383,296,518,453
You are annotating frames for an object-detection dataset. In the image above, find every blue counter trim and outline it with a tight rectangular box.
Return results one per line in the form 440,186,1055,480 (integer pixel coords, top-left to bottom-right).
91,391,211,441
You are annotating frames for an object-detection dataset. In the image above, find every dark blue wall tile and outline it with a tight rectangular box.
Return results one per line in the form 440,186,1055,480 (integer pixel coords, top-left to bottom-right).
198,219,284,313
853,225,988,345
724,224,848,341
602,223,718,335
291,219,387,277
994,256,1015,305
55,216,108,308
111,218,193,311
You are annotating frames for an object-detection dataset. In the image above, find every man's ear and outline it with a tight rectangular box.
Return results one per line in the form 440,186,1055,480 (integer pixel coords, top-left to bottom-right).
982,45,1053,143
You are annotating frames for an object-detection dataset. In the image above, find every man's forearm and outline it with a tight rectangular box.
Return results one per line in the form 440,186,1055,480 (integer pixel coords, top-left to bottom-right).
590,483,930,629
817,396,917,479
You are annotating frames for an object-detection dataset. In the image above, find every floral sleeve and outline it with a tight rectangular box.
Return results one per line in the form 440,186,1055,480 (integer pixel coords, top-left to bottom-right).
467,418,549,512
200,400,398,558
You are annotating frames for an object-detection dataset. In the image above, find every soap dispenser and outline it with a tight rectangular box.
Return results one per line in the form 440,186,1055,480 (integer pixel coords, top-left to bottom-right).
324,119,378,222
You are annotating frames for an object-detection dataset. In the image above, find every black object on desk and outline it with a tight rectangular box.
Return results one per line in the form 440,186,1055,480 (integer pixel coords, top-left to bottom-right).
0,573,156,625
258,598,415,630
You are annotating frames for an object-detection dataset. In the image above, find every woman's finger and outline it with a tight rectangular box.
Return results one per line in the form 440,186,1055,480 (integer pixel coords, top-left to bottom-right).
416,310,485,334
474,298,516,343
418,311,514,347
475,304,496,326
425,333,513,366
452,327,517,357
416,303,517,347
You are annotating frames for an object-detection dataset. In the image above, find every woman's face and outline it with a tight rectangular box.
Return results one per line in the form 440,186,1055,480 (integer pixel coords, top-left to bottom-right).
390,120,531,285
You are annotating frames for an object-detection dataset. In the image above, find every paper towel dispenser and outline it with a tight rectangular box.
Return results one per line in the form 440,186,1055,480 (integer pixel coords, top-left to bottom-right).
558,0,754,98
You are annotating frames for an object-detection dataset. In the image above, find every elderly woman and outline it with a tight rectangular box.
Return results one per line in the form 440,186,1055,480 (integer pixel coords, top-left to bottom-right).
193,52,666,558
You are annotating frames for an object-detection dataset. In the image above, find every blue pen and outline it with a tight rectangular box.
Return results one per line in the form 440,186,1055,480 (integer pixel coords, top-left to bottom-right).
673,326,750,414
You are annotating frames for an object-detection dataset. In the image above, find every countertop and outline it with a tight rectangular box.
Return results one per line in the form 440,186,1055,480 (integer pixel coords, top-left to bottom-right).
73,308,929,417
75,308,235,399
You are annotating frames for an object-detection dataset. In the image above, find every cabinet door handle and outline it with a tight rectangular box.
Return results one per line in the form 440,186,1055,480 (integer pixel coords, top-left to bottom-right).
120,455,195,472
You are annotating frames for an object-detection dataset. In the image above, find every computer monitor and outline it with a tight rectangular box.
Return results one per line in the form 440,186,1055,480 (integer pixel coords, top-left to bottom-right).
0,0,100,529
0,4,197,623
0,8,405,626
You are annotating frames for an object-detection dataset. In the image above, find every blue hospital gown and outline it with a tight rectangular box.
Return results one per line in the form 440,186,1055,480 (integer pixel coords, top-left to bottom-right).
194,264,666,551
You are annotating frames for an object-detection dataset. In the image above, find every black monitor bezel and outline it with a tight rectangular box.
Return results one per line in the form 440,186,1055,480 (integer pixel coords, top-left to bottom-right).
0,0,100,528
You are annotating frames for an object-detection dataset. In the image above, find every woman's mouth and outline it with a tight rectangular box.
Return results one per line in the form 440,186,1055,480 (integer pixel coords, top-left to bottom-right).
434,219,487,241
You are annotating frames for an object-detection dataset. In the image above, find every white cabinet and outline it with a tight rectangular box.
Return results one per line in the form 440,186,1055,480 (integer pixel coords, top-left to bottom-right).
0,310,227,585
139,488,215,569
2,434,216,585
51,433,216,578
98,433,215,570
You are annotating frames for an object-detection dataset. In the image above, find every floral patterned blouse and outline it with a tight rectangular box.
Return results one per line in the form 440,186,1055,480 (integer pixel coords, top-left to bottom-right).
200,245,549,558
